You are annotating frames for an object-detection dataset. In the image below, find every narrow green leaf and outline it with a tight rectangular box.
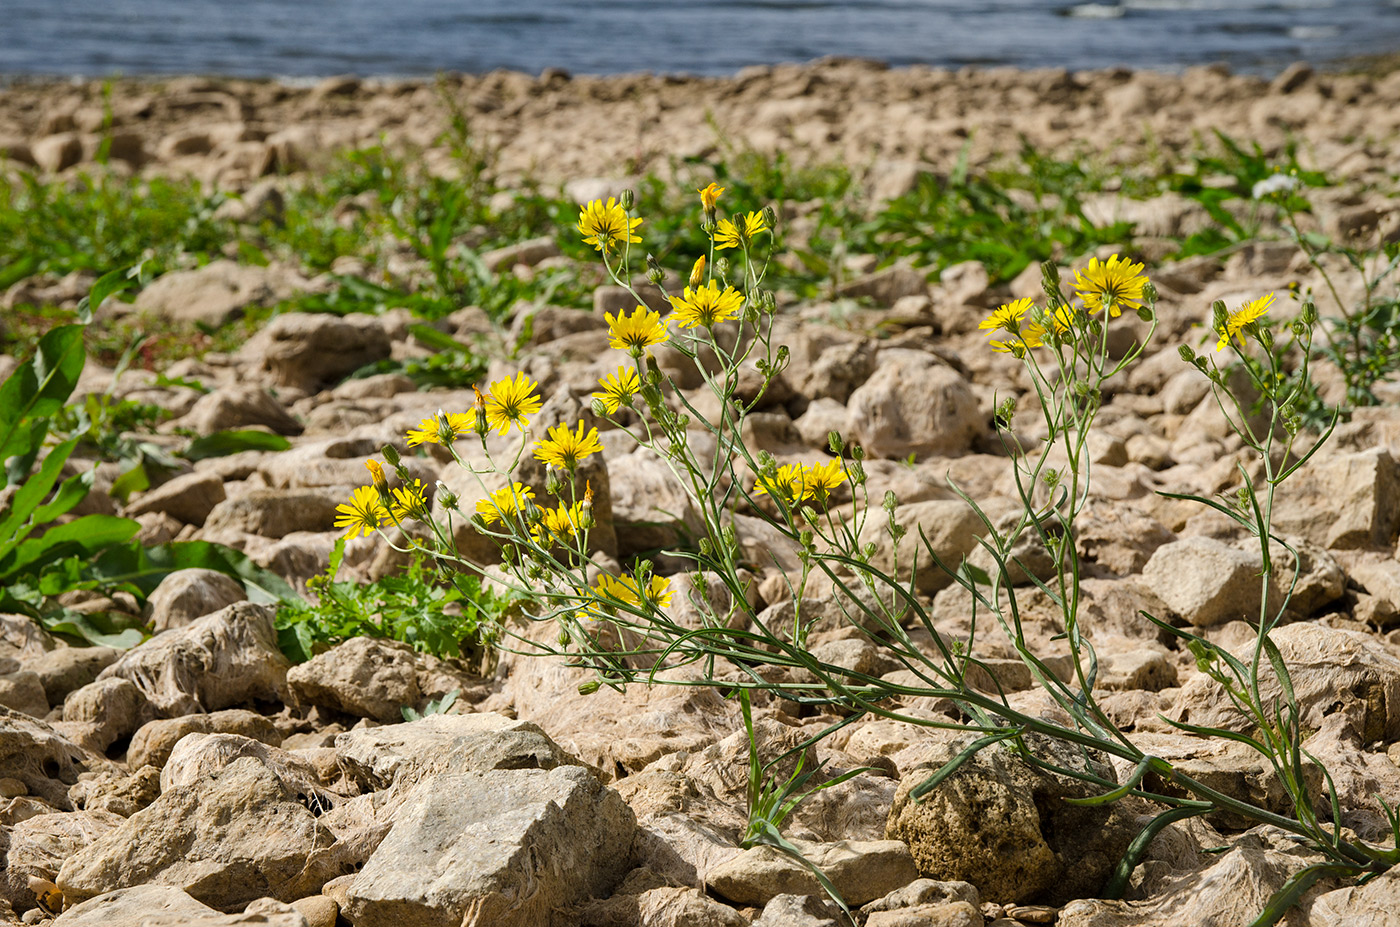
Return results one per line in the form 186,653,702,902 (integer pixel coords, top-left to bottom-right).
77,267,137,324
1261,635,1295,706
407,323,471,353
1103,807,1210,899
0,435,81,558
910,729,1020,802
182,430,291,462
1064,754,1155,807
1248,863,1359,927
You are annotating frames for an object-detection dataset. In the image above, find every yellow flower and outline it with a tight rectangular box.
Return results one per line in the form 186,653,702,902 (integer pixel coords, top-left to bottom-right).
390,479,430,522
364,459,388,492
592,365,641,413
405,411,472,447
1216,293,1275,351
1050,305,1078,334
484,372,543,436
669,280,744,330
335,485,387,540
979,298,1034,335
534,420,605,471
533,502,584,544
689,255,706,288
476,482,536,525
605,306,668,354
755,463,808,503
598,573,674,609
1073,254,1148,317
714,211,768,250
577,197,642,254
698,182,725,212
990,324,1045,355
803,459,847,500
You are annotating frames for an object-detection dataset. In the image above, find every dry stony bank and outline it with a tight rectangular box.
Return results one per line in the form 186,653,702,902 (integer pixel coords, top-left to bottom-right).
3,59,1400,927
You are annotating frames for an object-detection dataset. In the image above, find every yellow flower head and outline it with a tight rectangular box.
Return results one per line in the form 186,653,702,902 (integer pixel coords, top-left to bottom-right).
476,482,536,525
577,197,642,254
1050,304,1078,335
390,479,430,522
990,322,1046,355
689,255,706,288
597,573,674,609
1073,254,1148,317
698,182,725,212
670,280,745,330
335,485,387,540
1216,293,1275,351
406,411,472,447
802,459,847,501
534,420,605,471
533,502,585,545
714,211,769,250
364,459,388,492
979,298,1034,336
605,306,668,354
592,365,641,414
484,372,543,436
755,462,808,503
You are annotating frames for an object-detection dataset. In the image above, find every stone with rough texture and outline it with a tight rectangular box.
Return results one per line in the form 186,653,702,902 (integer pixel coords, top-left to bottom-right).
128,709,282,771
285,637,416,723
887,734,1136,906
4,810,125,912
579,883,748,927
864,903,983,927
179,386,304,437
57,756,343,911
26,647,121,710
132,260,310,328
67,765,161,816
144,569,247,634
203,489,343,540
708,840,919,907
341,766,635,927
1140,536,1272,627
335,712,575,791
239,312,391,392
859,500,986,595
0,709,104,809
96,602,290,718
1273,448,1400,550
53,884,312,926
846,351,984,459
124,472,227,526
58,677,151,753
751,893,843,926
0,671,48,718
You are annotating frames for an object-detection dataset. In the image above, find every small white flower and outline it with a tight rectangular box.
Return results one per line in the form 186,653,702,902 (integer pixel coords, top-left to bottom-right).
1252,174,1298,200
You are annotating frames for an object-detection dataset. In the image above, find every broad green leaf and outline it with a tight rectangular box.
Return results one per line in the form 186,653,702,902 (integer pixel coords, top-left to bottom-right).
0,324,86,468
77,267,137,324
1,514,139,579
0,435,81,557
109,462,150,504
38,607,146,649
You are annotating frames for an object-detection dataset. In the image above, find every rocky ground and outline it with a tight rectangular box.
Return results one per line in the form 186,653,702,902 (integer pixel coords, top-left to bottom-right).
4,59,1400,927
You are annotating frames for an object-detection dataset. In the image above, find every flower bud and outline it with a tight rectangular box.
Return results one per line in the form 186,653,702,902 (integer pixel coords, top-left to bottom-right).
621,189,635,211
715,256,730,277
851,444,865,461
436,480,459,511
590,397,608,417
1136,304,1154,323
689,255,706,288
1040,260,1061,286
472,385,490,437
828,430,845,454
1211,300,1229,332
1301,300,1318,326
545,464,562,496
882,490,898,512
1178,345,1197,365
382,444,401,467
578,679,602,695
761,205,777,229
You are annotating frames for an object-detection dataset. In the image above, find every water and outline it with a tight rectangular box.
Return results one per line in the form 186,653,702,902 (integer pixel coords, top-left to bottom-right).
2,0,1399,79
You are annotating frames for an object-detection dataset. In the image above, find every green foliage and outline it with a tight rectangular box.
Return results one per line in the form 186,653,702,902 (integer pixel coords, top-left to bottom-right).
402,688,460,722
276,542,517,669
0,319,296,647
857,145,1132,284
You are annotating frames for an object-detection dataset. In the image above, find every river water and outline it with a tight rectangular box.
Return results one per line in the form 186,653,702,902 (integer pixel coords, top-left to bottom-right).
3,0,1399,79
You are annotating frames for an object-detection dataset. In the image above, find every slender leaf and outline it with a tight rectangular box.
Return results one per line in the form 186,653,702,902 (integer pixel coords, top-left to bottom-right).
1103,807,1210,899
1248,863,1359,927
910,728,1021,802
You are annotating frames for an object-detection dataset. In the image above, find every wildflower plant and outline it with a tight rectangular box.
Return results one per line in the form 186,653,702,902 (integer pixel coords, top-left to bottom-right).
332,179,1393,925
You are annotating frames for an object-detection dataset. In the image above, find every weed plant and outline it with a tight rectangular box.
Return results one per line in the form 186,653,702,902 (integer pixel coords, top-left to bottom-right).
330,179,1400,924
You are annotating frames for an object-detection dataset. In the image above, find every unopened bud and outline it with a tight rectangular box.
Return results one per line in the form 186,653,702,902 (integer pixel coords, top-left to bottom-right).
382,444,401,467
578,679,602,695
545,465,562,496
1136,304,1154,323
761,205,777,229
882,490,898,512
828,431,845,454
1300,300,1318,326
1178,345,1197,365
1211,300,1229,332
621,189,635,211
436,481,459,511
689,255,706,288
851,444,865,461
1041,260,1061,286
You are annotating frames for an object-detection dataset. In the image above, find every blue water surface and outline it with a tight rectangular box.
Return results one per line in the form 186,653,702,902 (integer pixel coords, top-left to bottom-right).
3,0,1399,78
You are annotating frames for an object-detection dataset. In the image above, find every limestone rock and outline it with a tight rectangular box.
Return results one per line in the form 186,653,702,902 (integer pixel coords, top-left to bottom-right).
57,756,343,911
708,840,919,907
0,671,48,719
579,883,749,927
144,569,248,634
25,647,121,710
128,709,282,770
887,734,1136,905
859,500,985,595
1140,536,1272,627
179,386,304,437
5,810,125,912
96,602,290,718
0,709,103,809
66,765,161,816
335,712,576,791
751,892,843,926
1273,448,1400,550
124,472,227,526
287,636,469,724
58,677,151,753
133,260,311,328
203,489,343,539
846,351,984,459
239,312,391,392
341,766,635,927
52,884,312,926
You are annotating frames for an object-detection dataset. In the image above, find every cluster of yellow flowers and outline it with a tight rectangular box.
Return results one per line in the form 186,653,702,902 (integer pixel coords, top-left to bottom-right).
977,254,1148,355
754,459,847,505
333,460,429,539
